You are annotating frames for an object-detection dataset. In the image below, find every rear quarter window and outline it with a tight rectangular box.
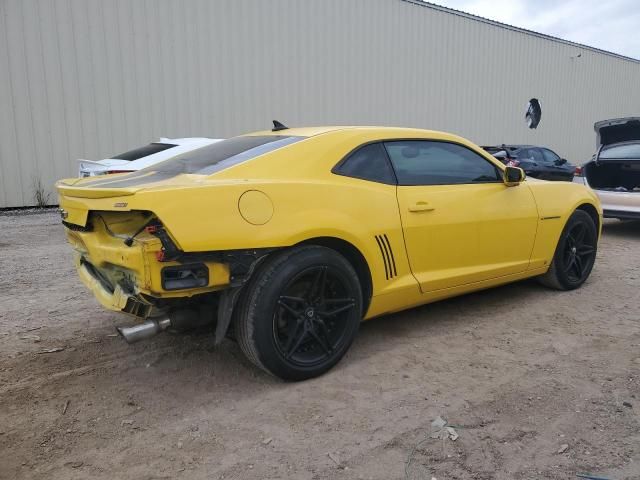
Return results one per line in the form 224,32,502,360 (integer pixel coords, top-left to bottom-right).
113,143,177,161
333,143,396,184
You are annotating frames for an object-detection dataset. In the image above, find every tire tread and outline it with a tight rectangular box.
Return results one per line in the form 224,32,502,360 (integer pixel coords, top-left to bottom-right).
235,245,359,378
537,209,596,291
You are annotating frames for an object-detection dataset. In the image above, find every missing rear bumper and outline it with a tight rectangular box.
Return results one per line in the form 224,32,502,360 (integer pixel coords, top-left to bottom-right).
77,259,150,317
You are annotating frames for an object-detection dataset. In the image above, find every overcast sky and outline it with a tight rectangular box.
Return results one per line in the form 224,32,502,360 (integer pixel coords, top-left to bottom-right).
434,0,640,59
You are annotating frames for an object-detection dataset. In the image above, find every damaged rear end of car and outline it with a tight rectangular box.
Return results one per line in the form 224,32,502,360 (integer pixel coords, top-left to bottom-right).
56,133,308,344
58,187,240,343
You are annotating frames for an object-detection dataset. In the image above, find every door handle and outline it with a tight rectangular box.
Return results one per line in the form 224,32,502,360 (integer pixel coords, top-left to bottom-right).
408,201,435,212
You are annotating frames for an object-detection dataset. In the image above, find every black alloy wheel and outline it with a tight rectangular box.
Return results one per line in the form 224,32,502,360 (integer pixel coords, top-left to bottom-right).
273,266,356,367
235,245,362,381
538,209,598,290
561,221,596,283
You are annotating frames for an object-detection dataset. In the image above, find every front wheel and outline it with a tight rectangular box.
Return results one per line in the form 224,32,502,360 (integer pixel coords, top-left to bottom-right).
234,245,363,381
538,209,598,290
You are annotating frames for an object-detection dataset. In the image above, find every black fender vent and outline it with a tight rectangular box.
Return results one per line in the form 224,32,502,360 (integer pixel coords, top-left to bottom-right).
375,234,397,280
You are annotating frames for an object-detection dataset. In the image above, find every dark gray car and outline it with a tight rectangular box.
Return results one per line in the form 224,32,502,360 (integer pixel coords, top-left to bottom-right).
482,145,576,181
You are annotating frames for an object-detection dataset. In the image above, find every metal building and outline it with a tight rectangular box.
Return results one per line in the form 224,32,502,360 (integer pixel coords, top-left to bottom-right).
1,0,639,208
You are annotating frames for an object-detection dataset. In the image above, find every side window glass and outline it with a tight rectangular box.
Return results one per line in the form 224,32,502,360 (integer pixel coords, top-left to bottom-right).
517,148,529,160
383,141,501,186
334,143,395,184
542,148,560,164
529,149,545,164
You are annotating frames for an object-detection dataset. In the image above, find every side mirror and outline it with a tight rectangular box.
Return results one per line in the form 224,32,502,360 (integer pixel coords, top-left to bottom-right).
558,158,568,165
504,166,525,186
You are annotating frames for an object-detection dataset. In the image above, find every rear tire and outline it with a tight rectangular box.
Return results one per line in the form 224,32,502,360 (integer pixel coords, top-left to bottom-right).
234,245,362,381
538,210,598,290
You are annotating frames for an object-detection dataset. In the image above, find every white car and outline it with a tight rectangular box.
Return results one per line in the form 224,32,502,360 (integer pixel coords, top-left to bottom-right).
574,117,640,220
77,137,222,177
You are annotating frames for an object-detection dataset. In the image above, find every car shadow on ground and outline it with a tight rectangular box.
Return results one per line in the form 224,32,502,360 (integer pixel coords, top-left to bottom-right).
190,278,542,365
348,278,544,359
601,219,640,239
166,276,543,385
10,275,543,399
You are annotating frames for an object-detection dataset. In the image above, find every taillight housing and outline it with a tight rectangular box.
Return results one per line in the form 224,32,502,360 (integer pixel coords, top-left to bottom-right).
161,264,209,290
104,170,135,175
146,223,180,262
574,166,583,176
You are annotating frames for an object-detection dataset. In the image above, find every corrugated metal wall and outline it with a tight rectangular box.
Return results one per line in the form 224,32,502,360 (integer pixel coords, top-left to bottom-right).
1,0,640,208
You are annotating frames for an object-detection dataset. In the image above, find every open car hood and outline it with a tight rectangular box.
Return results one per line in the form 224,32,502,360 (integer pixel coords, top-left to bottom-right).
595,118,640,147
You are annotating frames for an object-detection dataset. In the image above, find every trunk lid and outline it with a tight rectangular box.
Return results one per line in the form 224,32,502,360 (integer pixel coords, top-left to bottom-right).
58,182,138,199
56,169,206,200
56,173,172,227
56,172,242,227
595,117,640,147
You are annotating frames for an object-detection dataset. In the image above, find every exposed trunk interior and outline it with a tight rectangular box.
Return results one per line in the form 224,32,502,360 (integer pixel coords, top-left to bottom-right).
585,161,640,191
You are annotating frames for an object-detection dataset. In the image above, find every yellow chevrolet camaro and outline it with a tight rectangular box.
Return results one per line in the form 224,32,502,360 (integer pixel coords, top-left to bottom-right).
57,124,602,380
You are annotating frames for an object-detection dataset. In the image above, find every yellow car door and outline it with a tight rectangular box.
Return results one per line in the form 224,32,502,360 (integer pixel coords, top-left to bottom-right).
385,140,539,292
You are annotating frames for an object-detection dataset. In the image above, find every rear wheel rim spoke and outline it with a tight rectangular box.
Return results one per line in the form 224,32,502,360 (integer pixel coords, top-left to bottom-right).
318,301,355,317
307,267,327,301
285,326,307,359
315,318,333,347
278,297,303,317
273,265,355,366
308,328,332,354
324,297,354,304
280,295,306,304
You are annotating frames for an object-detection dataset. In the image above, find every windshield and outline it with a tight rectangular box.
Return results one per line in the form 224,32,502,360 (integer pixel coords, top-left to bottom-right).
146,135,306,175
600,142,640,160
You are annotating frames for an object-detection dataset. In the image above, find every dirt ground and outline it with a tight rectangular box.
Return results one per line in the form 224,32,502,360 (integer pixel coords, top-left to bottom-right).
0,210,638,480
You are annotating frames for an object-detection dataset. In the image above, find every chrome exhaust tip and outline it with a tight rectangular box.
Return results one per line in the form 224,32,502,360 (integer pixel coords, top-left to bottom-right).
117,315,171,344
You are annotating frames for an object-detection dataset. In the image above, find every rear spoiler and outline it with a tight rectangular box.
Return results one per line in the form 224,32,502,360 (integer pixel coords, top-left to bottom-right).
57,180,136,199
77,159,105,167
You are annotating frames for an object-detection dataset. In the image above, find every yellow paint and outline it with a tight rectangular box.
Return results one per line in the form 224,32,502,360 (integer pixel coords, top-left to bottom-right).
238,190,274,225
63,211,230,307
396,182,538,292
56,126,602,319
